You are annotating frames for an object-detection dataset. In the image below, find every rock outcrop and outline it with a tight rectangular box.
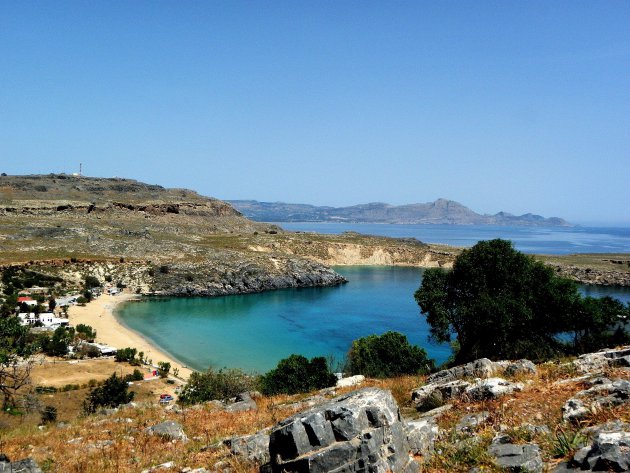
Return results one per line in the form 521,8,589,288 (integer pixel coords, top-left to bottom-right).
0,458,43,473
145,421,188,442
267,388,418,473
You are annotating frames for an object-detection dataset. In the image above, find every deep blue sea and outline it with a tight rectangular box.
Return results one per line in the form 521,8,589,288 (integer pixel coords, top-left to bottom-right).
115,224,630,373
276,222,630,255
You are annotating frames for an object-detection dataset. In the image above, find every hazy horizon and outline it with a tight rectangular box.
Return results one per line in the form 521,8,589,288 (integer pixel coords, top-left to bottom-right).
1,2,628,225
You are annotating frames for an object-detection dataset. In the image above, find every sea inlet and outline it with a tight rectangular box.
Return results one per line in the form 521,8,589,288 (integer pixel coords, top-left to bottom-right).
115,265,630,374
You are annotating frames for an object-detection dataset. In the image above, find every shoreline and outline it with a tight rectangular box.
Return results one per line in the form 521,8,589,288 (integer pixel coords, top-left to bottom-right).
67,292,193,380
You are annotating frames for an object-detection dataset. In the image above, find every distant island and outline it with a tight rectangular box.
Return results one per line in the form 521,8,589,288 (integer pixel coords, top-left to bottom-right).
228,198,572,227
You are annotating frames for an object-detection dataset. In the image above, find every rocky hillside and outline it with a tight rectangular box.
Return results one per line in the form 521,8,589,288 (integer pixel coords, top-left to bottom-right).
2,346,629,472
0,174,625,291
0,174,457,295
229,198,572,226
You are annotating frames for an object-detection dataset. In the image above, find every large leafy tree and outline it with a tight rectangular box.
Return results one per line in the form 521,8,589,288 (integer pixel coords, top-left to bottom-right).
415,239,583,364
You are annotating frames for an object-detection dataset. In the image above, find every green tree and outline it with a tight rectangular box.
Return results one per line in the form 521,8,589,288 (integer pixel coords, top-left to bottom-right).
569,296,628,354
0,316,36,408
43,327,74,357
347,331,434,378
115,347,137,363
157,361,171,378
83,373,134,414
259,354,337,396
84,275,101,289
415,239,581,364
75,324,96,341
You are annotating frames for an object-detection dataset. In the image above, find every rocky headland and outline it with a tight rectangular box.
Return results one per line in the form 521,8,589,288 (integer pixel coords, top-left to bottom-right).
229,198,572,226
0,174,628,294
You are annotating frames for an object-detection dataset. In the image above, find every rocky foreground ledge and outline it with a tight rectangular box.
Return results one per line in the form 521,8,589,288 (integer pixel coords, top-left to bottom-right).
4,346,630,472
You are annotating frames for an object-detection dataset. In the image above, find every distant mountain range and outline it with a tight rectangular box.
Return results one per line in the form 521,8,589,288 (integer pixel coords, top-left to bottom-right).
228,199,572,227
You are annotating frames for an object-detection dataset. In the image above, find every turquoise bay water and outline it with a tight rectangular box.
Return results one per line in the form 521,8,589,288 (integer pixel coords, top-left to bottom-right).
115,266,630,374
116,266,451,373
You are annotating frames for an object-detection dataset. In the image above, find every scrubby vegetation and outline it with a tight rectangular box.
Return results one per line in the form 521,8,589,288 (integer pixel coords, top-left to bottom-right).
83,373,135,414
347,331,434,378
178,368,256,405
259,354,337,395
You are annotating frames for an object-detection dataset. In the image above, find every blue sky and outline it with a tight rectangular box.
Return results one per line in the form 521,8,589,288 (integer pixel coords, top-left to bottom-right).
1,1,628,225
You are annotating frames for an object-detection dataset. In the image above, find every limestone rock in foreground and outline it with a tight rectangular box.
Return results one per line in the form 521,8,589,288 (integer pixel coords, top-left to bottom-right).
465,377,524,401
224,430,271,464
562,378,630,422
0,458,43,473
572,346,630,374
555,424,630,472
145,421,188,442
487,440,543,473
426,358,497,384
267,387,418,473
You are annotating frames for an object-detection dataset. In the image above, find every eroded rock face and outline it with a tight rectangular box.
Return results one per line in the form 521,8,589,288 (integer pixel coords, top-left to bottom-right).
405,419,438,457
488,441,543,473
224,430,271,464
145,421,188,442
267,388,418,473
572,347,630,374
412,380,470,410
562,379,630,422
465,378,524,401
426,358,497,384
557,429,630,472
0,458,43,473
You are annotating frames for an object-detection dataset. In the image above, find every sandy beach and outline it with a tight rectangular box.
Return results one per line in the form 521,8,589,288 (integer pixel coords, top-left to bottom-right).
67,293,193,380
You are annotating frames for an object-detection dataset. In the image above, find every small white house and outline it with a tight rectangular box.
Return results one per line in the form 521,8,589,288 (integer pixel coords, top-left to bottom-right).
18,312,68,328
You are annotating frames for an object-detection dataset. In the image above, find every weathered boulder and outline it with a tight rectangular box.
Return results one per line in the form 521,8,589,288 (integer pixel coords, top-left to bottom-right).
0,458,43,473
572,346,630,374
456,412,489,434
426,358,497,384
224,430,271,464
562,378,630,422
336,375,365,388
565,431,630,471
267,388,419,473
145,420,188,442
405,418,438,457
411,380,470,410
488,440,543,473
225,392,258,413
504,359,537,377
465,378,523,401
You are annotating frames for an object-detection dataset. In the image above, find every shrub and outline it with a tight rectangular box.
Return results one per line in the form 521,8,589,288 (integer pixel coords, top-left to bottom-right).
84,275,101,289
75,324,96,341
40,405,57,425
347,331,435,378
159,265,169,274
157,361,170,378
115,347,137,363
259,354,337,396
124,369,144,382
179,368,256,405
83,373,134,414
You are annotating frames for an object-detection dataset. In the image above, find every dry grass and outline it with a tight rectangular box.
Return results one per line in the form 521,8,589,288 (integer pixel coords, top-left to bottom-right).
1,361,629,472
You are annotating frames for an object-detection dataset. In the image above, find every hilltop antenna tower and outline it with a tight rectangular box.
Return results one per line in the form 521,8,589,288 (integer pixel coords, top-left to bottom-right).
79,163,82,176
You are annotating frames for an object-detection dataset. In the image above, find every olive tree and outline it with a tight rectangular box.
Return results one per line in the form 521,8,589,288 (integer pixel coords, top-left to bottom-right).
415,239,581,364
